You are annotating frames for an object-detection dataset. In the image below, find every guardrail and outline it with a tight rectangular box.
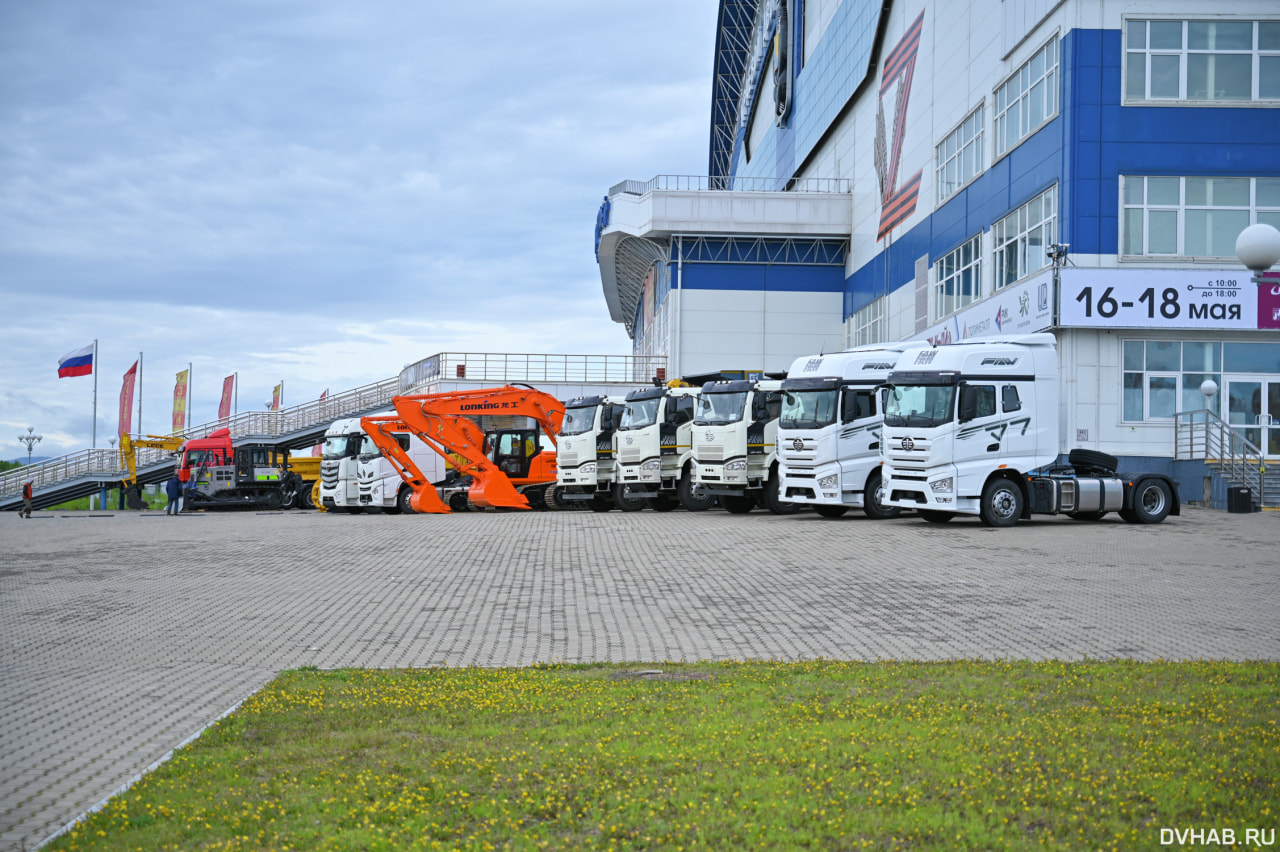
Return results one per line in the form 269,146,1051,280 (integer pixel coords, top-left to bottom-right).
607,175,851,197
1174,407,1266,506
399,352,667,392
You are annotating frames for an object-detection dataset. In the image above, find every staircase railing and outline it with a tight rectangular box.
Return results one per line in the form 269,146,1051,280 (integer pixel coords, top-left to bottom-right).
1174,408,1266,506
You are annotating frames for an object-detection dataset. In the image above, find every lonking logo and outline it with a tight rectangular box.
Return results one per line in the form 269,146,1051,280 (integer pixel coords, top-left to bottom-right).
874,11,925,240
460,402,501,412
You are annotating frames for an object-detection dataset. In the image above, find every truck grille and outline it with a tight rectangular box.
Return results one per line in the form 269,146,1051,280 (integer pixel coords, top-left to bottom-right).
619,446,643,464
884,435,932,465
697,445,725,462
558,449,579,467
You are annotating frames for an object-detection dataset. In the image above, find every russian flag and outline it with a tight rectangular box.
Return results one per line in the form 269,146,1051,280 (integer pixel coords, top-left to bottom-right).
57,343,94,378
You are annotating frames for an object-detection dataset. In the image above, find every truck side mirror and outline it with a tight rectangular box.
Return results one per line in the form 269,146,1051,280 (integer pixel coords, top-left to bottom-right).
840,390,857,424
958,386,977,423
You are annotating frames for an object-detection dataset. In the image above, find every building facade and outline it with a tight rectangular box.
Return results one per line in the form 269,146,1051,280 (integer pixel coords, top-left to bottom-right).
595,0,1280,481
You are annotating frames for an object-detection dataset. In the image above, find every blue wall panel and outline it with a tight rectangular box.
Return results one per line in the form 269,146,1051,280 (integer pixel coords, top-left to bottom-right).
682,262,845,293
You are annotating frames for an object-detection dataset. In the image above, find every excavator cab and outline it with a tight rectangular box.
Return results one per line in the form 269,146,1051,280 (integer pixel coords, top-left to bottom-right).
491,428,541,479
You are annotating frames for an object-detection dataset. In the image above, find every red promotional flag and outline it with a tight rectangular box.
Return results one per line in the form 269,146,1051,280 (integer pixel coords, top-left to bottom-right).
118,361,138,437
271,382,282,411
172,369,190,431
218,374,235,419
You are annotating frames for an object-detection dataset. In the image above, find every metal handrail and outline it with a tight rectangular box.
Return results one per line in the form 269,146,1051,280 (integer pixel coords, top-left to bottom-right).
608,175,851,197
399,352,667,392
1174,407,1266,505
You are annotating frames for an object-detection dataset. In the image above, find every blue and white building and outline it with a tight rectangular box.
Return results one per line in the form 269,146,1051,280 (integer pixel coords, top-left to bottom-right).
595,0,1280,494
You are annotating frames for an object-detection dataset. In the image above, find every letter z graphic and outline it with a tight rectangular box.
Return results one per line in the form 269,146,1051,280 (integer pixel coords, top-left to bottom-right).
875,11,925,240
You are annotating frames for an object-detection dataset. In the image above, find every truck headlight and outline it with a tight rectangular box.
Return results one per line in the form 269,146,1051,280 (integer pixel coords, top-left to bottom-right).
725,459,748,472
580,462,596,475
930,477,954,493
819,474,838,490
640,459,660,472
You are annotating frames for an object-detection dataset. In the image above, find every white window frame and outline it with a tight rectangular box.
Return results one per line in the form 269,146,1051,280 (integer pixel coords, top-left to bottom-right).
1124,18,1280,104
992,186,1057,291
1121,176,1280,259
936,104,985,204
850,298,887,347
994,35,1059,158
933,234,983,321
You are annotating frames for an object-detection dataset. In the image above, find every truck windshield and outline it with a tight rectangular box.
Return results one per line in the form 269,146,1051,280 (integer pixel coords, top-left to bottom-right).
883,385,956,428
619,398,660,430
561,405,598,436
780,390,838,429
322,434,362,460
357,435,382,461
695,392,747,425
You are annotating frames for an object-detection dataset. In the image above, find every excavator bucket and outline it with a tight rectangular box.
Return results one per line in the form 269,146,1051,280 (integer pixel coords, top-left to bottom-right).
467,471,530,510
409,485,452,514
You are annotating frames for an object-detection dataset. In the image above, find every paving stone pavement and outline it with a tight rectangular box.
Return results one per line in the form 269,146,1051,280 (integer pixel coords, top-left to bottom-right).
0,505,1277,850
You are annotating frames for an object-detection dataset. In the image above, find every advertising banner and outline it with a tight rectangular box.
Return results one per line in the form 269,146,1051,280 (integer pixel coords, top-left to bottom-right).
218,374,235,419
1259,272,1280,330
118,361,138,437
173,369,189,431
1057,268,1261,330
913,270,1054,345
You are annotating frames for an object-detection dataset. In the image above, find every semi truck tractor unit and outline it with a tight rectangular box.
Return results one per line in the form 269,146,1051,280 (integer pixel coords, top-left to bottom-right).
356,429,445,514
319,417,368,512
691,380,794,514
880,334,1180,527
176,429,315,510
555,395,625,511
776,345,914,519
613,385,707,511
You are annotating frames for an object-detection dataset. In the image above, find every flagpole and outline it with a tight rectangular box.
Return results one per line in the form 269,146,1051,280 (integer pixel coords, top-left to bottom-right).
92,339,99,447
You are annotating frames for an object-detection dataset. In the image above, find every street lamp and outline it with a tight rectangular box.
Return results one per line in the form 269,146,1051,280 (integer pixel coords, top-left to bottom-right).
1235,223,1280,284
17,427,42,465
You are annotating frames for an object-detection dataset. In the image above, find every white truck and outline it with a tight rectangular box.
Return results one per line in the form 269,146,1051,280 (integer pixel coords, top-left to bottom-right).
356,428,446,514
555,395,627,511
880,333,1180,527
776,344,916,519
613,385,708,511
691,379,795,514
318,417,368,513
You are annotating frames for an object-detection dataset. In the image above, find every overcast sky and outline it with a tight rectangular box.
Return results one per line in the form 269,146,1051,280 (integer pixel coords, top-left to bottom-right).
1,1,718,459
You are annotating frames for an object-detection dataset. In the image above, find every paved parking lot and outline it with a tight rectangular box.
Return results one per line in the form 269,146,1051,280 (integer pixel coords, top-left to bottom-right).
1,505,1277,850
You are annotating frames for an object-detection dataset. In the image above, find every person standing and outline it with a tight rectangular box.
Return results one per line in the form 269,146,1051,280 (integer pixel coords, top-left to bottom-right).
20,481,33,518
165,474,183,515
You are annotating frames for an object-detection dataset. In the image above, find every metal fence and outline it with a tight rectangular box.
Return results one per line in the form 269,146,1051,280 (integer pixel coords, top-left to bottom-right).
608,175,851,197
1174,408,1267,505
399,352,667,392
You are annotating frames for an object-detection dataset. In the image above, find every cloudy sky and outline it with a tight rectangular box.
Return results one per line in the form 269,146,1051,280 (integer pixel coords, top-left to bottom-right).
1,1,719,459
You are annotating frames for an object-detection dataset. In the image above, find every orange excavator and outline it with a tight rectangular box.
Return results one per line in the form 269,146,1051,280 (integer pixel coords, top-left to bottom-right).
360,384,565,514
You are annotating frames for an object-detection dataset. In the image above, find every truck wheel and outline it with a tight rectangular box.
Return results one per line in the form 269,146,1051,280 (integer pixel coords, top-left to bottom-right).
813,504,847,518
548,486,567,511
589,495,613,512
677,472,714,512
395,487,414,514
1125,479,1172,524
722,495,755,514
264,490,284,510
448,492,471,512
648,494,679,512
612,482,648,512
1068,448,1118,474
919,510,954,523
761,472,800,515
979,478,1022,527
862,471,901,520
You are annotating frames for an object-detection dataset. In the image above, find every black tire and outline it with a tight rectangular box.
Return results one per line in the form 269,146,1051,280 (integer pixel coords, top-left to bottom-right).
919,509,954,523
722,495,755,514
862,470,901,520
761,471,801,515
448,492,471,512
589,494,613,512
1067,510,1107,521
1128,479,1172,524
547,486,567,511
648,494,680,512
1069,448,1118,474
263,490,284,510
297,485,315,510
980,478,1023,527
612,481,648,512
677,472,714,512
396,487,415,514
813,504,847,518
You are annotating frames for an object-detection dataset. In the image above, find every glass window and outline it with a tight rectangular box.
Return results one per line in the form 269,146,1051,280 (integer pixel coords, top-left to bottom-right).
1183,373,1223,416
1146,340,1181,372
1122,176,1278,258
934,234,982,319
971,386,997,419
1224,342,1280,373
1149,376,1178,418
936,105,984,202
1123,371,1145,421
1123,340,1145,371
993,187,1056,289
1183,342,1222,372
1002,385,1022,413
995,36,1058,156
1126,19,1280,102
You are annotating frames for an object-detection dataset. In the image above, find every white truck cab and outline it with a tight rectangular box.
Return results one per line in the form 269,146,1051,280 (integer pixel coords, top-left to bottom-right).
356,428,444,514
613,385,706,511
691,379,793,514
776,345,917,519
555,395,626,511
319,417,368,512
881,334,1180,526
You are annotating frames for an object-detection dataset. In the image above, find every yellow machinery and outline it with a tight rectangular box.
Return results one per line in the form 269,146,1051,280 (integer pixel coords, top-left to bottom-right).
118,433,186,509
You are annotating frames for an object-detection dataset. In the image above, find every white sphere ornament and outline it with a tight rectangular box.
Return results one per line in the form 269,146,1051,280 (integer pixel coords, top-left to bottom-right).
1235,223,1280,272
1199,379,1218,398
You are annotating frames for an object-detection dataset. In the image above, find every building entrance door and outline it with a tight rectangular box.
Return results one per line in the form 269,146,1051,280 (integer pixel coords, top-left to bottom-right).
1225,377,1280,459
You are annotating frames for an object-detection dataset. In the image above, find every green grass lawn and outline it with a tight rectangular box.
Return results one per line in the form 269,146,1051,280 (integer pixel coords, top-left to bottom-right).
47,660,1278,851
